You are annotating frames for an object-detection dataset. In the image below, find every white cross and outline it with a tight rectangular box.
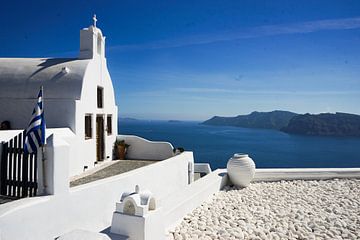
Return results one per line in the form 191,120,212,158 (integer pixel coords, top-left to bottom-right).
93,14,97,28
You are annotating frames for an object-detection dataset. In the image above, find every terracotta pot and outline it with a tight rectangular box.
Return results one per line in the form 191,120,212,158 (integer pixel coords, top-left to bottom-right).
116,145,126,160
227,153,256,187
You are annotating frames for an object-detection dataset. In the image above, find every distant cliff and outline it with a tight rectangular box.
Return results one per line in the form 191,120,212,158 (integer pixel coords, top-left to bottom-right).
281,112,360,137
119,117,138,121
202,111,298,130
203,111,360,137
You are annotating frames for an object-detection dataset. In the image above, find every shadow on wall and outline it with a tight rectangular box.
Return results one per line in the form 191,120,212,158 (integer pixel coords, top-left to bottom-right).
28,58,78,81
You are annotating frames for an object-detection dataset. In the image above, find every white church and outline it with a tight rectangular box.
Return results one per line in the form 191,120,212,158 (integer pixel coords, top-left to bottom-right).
0,16,117,176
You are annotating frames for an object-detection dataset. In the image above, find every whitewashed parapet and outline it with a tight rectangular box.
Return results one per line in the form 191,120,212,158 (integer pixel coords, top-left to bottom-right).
45,134,70,195
254,168,360,182
117,135,174,160
0,152,193,240
164,169,228,232
194,163,212,175
0,130,23,142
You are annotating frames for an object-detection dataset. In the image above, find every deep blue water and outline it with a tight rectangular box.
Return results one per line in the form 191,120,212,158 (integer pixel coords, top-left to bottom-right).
118,120,360,169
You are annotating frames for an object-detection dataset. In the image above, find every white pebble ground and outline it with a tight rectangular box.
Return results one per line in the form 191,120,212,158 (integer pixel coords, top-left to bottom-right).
171,179,360,240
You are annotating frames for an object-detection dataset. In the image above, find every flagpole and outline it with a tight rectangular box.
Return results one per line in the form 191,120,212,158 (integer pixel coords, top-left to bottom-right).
41,85,47,191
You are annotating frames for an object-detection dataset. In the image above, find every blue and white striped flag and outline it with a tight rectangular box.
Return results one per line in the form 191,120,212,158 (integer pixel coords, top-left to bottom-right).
24,87,46,154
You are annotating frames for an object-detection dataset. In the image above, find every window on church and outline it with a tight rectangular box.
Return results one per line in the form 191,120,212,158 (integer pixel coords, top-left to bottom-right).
85,114,92,139
107,115,112,135
97,87,103,108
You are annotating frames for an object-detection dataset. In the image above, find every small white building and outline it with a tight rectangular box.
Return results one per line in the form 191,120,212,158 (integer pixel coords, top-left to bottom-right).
0,17,118,175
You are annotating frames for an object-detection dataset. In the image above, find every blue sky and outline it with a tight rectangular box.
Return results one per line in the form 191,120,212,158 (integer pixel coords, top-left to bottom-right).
1,1,360,120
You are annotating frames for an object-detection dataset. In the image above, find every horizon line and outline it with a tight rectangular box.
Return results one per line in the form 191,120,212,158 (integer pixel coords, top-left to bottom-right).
119,110,360,122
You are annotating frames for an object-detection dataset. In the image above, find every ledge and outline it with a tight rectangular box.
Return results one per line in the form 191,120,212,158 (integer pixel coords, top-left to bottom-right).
0,195,52,218
254,168,360,182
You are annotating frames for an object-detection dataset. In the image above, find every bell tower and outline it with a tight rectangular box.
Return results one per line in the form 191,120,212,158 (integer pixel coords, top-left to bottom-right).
79,15,106,59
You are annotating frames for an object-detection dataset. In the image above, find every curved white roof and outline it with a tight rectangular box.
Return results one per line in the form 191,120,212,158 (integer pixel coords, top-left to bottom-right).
0,58,90,99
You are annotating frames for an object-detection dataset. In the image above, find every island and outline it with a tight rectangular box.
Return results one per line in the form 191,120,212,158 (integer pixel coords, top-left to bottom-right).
203,111,360,137
119,117,138,121
281,112,360,137
168,120,182,123
202,110,297,130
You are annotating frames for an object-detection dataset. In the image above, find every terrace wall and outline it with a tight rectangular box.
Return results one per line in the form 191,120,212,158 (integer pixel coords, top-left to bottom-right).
0,137,194,240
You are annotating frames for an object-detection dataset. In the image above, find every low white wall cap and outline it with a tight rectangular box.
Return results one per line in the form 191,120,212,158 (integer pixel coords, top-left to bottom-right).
254,168,360,182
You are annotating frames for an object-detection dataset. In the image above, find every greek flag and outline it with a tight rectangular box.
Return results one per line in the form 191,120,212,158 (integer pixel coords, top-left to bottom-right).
24,87,46,154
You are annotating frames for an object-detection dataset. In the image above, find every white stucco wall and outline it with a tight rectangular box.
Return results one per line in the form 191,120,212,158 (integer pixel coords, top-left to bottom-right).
117,135,174,160
163,168,227,231
0,99,76,131
44,134,70,195
0,57,88,131
0,152,194,240
76,55,118,167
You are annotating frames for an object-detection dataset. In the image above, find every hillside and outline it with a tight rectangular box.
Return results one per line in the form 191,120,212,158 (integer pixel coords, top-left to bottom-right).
202,111,298,130
281,112,360,137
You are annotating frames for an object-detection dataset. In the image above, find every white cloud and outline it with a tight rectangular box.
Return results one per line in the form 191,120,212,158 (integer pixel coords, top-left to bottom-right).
126,87,360,97
174,87,360,95
110,17,360,51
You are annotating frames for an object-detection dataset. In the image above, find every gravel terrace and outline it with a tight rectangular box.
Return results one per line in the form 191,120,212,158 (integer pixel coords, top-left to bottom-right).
171,179,360,240
70,160,157,187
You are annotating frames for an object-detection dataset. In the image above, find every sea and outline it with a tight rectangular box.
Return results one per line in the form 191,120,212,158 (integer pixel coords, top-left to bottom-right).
118,120,360,170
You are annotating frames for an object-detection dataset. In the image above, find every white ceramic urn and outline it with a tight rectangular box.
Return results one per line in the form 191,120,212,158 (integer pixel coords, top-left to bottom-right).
227,153,256,187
